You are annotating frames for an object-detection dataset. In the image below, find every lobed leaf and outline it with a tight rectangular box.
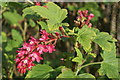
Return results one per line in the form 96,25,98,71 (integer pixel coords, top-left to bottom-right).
57,68,75,78
77,25,96,52
93,32,112,51
25,64,54,79
24,2,68,31
98,43,119,78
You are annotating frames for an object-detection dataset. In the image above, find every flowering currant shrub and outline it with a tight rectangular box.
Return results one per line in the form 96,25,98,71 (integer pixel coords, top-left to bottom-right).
14,2,119,79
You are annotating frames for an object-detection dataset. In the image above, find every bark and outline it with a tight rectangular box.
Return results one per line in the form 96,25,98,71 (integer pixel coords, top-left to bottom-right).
116,2,120,56
110,3,118,38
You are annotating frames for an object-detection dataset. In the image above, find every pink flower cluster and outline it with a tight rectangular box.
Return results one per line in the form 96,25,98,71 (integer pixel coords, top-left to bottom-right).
14,30,56,74
77,10,94,27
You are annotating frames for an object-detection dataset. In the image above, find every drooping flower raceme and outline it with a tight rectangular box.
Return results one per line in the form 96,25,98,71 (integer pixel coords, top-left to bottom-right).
14,30,56,74
76,10,94,28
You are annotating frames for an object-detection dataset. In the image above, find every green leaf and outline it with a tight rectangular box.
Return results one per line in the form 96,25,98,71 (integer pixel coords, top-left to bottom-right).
5,29,23,51
55,66,65,73
28,2,68,31
61,23,69,27
75,47,82,57
5,39,13,51
11,29,23,43
29,19,36,27
5,39,21,51
72,57,82,64
98,43,119,78
25,64,54,79
93,32,112,51
91,27,100,34
46,2,67,23
72,47,83,64
0,2,7,7
12,40,21,48
77,73,95,79
88,53,96,58
2,32,7,42
3,11,23,26
37,21,49,32
57,68,75,78
77,25,96,52
51,66,65,78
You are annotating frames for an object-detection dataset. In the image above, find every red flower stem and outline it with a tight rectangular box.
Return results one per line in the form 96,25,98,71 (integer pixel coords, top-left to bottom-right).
60,35,70,38
45,39,57,44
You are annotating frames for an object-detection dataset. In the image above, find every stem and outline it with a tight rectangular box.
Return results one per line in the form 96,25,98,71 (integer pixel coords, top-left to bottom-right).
23,21,27,41
75,62,102,76
27,0,34,4
19,25,24,32
45,39,57,44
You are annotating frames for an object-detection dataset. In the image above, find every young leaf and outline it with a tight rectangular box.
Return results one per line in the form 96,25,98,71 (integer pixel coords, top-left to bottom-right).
11,29,23,43
25,64,54,79
88,53,96,58
98,43,119,78
57,68,75,78
77,25,96,52
93,32,112,51
72,47,83,64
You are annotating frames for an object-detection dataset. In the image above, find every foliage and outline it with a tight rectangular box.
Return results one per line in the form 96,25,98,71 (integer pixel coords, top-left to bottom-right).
2,2,119,80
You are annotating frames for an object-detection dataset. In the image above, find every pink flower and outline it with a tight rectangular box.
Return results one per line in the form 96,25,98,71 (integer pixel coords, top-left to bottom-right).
46,44,56,53
31,52,43,62
88,23,92,28
88,13,94,20
77,10,94,27
39,30,49,41
60,58,64,61
37,44,48,53
82,10,88,17
15,29,57,74
29,36,39,45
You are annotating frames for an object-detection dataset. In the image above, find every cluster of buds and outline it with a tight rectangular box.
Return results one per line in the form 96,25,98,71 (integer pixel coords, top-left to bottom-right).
75,10,94,28
14,30,58,74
